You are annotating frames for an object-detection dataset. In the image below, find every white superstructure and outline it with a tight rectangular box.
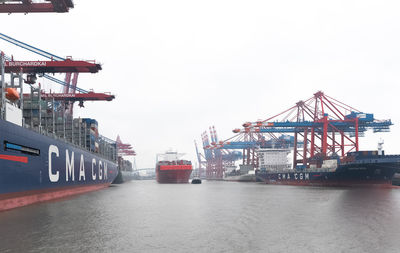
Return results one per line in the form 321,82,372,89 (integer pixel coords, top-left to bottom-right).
156,150,186,163
257,149,291,171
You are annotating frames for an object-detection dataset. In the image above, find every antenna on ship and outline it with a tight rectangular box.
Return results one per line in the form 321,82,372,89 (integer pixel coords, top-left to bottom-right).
378,138,384,155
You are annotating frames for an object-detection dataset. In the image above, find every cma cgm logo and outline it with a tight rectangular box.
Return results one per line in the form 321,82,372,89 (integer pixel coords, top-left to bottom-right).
278,173,310,180
48,145,108,183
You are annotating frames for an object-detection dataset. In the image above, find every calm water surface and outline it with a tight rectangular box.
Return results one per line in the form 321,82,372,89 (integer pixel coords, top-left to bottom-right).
1,181,400,253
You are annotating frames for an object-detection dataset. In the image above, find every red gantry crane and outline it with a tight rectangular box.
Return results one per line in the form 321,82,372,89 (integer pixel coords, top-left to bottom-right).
4,55,114,109
116,135,136,157
201,92,391,177
0,33,115,112
232,91,392,170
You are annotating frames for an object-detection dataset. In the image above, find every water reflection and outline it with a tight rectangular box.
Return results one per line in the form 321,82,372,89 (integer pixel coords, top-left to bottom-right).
0,181,399,252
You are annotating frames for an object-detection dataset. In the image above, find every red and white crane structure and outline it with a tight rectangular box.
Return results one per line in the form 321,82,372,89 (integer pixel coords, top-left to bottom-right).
116,135,136,157
0,32,115,114
204,91,392,174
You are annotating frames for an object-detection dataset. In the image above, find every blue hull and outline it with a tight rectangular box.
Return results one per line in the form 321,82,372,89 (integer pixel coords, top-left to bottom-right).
0,119,118,209
112,170,136,184
256,157,399,187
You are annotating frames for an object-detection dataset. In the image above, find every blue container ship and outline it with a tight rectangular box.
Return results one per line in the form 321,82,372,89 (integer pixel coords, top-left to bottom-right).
256,150,400,187
0,54,118,211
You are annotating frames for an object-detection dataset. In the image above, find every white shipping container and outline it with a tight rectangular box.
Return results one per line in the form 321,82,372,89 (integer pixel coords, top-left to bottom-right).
322,159,338,169
257,149,291,170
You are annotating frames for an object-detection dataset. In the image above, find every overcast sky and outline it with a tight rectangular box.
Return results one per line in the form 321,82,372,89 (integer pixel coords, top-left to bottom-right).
1,1,400,168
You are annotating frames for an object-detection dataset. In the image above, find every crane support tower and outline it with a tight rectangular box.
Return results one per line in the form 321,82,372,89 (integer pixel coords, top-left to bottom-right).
194,140,206,178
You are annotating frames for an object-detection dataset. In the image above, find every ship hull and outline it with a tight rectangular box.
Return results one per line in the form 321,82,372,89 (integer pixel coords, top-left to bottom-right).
256,161,398,187
156,169,192,183
155,155,192,183
223,174,256,182
0,119,118,211
0,183,110,212
113,170,136,184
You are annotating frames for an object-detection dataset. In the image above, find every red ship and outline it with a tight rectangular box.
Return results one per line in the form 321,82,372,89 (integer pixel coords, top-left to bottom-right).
156,151,192,183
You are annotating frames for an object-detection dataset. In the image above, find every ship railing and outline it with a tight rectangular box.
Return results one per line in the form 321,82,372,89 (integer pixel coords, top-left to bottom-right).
262,167,335,173
350,157,400,164
380,154,400,158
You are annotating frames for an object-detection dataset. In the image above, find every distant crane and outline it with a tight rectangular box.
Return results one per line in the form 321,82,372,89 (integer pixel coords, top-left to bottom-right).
116,135,136,157
194,140,206,178
204,128,296,173
201,126,242,180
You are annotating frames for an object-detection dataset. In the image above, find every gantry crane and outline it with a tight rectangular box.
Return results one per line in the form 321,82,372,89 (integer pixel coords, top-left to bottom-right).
212,91,392,171
201,126,242,180
0,33,115,111
116,135,136,157
194,140,207,178
204,128,296,178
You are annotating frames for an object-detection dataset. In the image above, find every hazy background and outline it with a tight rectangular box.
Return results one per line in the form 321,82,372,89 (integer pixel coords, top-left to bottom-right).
1,0,399,168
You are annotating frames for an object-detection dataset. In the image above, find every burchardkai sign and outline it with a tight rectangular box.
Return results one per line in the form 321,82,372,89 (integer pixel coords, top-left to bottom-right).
5,61,47,67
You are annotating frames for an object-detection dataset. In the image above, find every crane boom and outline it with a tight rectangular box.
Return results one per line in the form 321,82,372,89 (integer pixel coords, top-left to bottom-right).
0,32,64,60
0,0,74,13
39,92,115,101
4,59,101,73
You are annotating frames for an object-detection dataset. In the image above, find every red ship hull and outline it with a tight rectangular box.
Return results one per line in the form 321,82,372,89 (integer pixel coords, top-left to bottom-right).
156,164,192,183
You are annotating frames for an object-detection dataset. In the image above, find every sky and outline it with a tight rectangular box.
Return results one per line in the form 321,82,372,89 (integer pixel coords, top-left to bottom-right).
1,0,400,168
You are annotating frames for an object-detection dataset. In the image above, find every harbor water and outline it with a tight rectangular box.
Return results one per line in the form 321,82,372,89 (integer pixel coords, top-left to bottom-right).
1,181,400,252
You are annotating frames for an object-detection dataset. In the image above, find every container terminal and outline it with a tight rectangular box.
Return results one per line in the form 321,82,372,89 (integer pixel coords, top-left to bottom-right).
198,92,400,186
1,2,400,215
